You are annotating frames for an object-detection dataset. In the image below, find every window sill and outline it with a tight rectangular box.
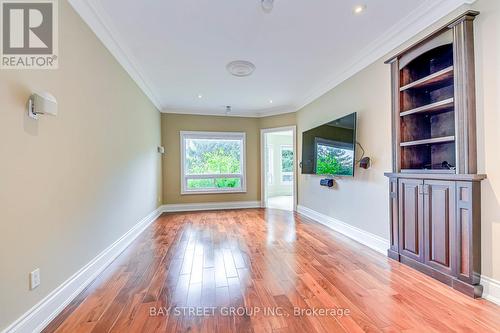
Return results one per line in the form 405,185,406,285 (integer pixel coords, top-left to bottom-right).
181,188,247,195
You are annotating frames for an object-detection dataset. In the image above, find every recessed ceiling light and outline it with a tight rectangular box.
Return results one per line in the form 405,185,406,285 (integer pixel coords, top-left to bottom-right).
198,94,203,99
353,4,367,14
269,100,273,104
261,0,274,13
226,60,256,77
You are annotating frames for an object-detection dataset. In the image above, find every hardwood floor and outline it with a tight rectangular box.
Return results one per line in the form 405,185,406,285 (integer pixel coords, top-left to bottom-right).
43,209,500,333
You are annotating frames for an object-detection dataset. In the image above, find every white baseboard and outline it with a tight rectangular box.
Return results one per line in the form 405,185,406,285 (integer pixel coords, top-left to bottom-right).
482,275,500,305
2,206,164,333
162,201,261,212
297,205,390,255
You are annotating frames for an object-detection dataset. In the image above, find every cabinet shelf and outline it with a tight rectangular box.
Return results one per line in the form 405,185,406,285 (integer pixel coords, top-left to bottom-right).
400,66,454,92
400,98,454,117
400,136,455,147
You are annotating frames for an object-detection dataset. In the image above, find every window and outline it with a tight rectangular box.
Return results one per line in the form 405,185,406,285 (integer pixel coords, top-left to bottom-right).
280,145,293,184
181,131,246,194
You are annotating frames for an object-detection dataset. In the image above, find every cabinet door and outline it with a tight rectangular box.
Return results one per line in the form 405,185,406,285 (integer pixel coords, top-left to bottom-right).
398,179,424,262
424,180,456,275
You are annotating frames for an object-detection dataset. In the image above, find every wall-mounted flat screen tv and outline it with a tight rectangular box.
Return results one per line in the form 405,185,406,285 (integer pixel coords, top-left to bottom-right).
301,112,357,176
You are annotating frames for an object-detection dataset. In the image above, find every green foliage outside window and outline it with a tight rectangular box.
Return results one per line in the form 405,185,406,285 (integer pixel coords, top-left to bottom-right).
187,178,241,189
186,139,242,189
281,148,294,172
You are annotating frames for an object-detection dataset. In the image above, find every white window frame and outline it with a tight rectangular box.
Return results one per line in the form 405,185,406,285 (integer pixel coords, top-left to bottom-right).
180,131,246,195
280,145,293,184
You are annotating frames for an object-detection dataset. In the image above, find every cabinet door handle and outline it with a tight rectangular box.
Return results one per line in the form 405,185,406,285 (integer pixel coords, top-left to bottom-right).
423,184,430,195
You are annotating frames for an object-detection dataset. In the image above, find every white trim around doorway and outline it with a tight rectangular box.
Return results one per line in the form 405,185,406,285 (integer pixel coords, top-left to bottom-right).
260,126,297,211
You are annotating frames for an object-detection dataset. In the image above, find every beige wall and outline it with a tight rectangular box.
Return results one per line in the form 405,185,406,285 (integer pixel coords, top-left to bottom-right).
162,113,259,204
297,62,391,237
259,112,297,129
474,0,500,281
161,112,296,204
0,2,162,330
297,0,500,281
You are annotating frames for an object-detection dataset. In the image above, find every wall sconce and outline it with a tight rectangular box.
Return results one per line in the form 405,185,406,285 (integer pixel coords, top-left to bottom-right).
356,142,371,169
28,92,57,120
359,157,371,169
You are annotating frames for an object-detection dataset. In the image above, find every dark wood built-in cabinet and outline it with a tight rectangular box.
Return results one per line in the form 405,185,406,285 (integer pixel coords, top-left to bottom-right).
385,11,485,298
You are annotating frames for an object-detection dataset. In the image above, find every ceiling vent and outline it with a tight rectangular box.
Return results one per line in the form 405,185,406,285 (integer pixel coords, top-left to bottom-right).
226,60,256,77
261,0,274,13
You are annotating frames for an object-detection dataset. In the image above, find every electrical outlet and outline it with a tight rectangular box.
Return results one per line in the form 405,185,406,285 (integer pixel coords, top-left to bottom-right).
30,269,41,290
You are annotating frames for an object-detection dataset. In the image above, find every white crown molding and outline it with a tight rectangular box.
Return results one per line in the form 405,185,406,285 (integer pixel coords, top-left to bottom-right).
163,201,261,212
67,0,162,110
297,205,390,255
161,107,261,118
1,206,164,333
161,106,297,118
293,0,476,112
69,0,474,117
254,107,299,118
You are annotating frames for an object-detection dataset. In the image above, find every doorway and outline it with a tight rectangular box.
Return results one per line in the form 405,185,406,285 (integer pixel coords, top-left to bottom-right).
261,126,297,211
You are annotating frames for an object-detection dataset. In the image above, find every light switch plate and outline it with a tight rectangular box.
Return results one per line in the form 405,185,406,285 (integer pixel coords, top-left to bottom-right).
30,268,41,290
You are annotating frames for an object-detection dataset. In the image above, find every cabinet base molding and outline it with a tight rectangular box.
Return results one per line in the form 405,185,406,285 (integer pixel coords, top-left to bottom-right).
396,254,482,298
387,249,400,261
452,278,484,299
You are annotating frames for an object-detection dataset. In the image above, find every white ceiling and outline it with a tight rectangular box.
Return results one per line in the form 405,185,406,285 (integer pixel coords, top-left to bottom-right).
69,0,474,117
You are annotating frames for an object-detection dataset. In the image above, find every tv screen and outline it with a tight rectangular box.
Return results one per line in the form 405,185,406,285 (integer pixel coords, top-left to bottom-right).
301,112,357,176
